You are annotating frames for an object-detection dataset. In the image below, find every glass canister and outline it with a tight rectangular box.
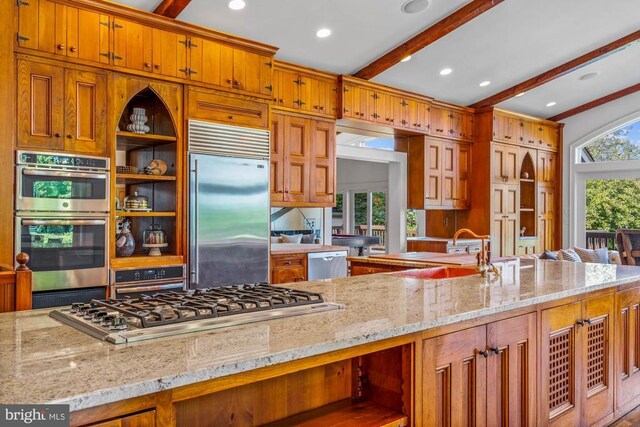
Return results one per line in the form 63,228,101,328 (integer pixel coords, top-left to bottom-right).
143,224,168,256
124,191,150,211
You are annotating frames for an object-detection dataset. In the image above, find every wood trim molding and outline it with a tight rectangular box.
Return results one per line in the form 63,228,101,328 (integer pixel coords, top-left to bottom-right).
470,29,640,109
153,0,191,19
352,0,504,80
547,82,640,122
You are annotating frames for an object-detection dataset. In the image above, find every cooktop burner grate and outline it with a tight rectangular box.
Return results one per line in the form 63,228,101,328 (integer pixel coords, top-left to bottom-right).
89,283,325,328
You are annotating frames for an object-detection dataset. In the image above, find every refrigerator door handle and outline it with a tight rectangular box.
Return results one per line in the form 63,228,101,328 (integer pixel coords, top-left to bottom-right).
191,159,199,286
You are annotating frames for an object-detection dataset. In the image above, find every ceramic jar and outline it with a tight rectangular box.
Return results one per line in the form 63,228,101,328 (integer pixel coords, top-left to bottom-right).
127,107,151,134
115,219,135,257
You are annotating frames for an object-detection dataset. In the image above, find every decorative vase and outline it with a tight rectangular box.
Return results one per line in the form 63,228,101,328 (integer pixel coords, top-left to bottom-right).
521,171,529,179
115,219,136,257
127,107,151,134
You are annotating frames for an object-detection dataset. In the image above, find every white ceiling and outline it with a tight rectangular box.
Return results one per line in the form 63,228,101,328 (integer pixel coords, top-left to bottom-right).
112,0,640,120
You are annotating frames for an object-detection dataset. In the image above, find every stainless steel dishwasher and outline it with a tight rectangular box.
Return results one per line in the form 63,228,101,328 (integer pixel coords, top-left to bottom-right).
307,251,348,280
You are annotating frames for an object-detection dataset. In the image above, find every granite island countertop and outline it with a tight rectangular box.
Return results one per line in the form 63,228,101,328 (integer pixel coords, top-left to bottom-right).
348,251,479,267
271,243,349,255
3,259,640,412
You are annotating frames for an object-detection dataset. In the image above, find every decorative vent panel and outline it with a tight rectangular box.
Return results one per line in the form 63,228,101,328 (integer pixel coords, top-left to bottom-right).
587,318,607,391
549,329,573,412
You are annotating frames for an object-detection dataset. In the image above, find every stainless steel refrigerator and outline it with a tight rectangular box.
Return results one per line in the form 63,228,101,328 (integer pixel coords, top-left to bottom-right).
188,120,270,288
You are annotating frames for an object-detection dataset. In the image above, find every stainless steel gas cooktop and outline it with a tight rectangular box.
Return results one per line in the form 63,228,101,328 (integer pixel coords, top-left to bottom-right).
50,284,343,344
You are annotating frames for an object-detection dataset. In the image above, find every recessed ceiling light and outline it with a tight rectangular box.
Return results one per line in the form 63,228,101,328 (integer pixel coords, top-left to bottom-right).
228,0,245,10
579,72,599,81
401,56,412,63
546,101,556,107
401,0,430,14
316,28,332,38
439,68,452,76
515,92,526,97
479,80,491,87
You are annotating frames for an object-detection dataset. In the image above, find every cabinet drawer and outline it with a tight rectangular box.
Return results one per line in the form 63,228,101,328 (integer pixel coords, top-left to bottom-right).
272,266,306,284
446,246,467,254
467,245,482,254
187,87,268,129
272,254,305,268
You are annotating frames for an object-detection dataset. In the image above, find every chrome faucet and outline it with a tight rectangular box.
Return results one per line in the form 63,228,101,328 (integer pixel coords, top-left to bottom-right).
452,228,500,277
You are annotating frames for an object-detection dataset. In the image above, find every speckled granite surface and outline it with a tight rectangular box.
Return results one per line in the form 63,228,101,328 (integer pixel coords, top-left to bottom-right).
2,259,640,411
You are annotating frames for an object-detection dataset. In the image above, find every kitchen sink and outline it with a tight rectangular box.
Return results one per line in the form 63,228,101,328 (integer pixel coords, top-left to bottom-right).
391,266,478,280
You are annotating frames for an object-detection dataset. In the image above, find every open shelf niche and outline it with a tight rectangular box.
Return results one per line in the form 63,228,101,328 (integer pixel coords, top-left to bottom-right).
519,152,537,238
174,344,412,426
113,87,179,265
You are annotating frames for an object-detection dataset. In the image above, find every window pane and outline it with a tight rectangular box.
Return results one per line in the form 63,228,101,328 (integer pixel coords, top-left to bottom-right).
586,178,640,232
581,122,640,162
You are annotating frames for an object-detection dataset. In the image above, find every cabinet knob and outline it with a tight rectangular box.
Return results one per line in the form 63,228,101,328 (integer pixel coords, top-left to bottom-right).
154,64,161,69
490,347,500,355
228,115,234,120
226,79,232,84
576,320,585,327
69,46,76,52
144,62,151,68
478,349,490,358
54,133,61,138
66,134,73,139
57,44,65,51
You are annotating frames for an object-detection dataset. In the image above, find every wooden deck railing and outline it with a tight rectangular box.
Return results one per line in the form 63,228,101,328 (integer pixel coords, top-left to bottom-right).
0,253,32,312
586,230,617,250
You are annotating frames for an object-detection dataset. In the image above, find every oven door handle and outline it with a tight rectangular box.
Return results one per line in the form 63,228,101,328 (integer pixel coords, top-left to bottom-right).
22,169,108,180
21,219,106,226
116,283,185,294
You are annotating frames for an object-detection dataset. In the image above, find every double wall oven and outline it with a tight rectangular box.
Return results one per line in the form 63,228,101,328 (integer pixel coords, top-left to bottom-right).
15,151,110,305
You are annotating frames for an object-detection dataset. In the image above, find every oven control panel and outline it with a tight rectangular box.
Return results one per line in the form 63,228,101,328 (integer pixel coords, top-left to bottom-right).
17,151,109,170
111,265,185,284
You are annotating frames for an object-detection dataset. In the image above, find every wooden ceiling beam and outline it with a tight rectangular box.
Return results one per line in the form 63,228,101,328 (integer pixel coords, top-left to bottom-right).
352,0,504,80
153,0,191,18
470,29,640,109
547,82,640,122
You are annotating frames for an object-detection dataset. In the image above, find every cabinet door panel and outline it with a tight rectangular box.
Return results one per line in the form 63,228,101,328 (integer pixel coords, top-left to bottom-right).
270,114,285,203
17,0,40,50
425,140,442,206
76,10,110,64
36,0,56,54
486,313,537,427
442,142,456,207
113,18,153,72
341,84,354,118
461,112,474,141
17,60,64,150
277,69,298,109
616,287,640,409
423,326,487,427
541,302,582,426
297,75,312,112
152,29,187,78
430,106,448,137
582,294,614,426
309,120,335,204
64,70,107,155
373,91,387,124
456,143,470,208
283,116,310,203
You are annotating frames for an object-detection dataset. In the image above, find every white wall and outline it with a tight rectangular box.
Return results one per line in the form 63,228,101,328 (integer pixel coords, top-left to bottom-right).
337,159,389,187
561,91,640,246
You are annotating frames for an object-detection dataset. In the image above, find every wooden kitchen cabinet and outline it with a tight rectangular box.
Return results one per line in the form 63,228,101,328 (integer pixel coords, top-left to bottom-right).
540,294,614,426
272,63,337,119
538,150,557,187
538,186,555,251
270,112,336,207
151,29,188,79
492,142,520,184
408,137,469,210
17,0,110,65
186,87,269,129
422,313,537,426
17,59,107,155
429,104,474,142
615,286,640,413
309,120,336,204
112,18,153,72
271,253,307,284
491,184,519,257
64,69,107,154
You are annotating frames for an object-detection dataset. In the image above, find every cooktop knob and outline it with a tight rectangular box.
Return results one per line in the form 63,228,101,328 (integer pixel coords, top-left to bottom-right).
109,316,128,331
70,302,84,313
91,311,108,323
100,315,115,327
83,308,100,320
